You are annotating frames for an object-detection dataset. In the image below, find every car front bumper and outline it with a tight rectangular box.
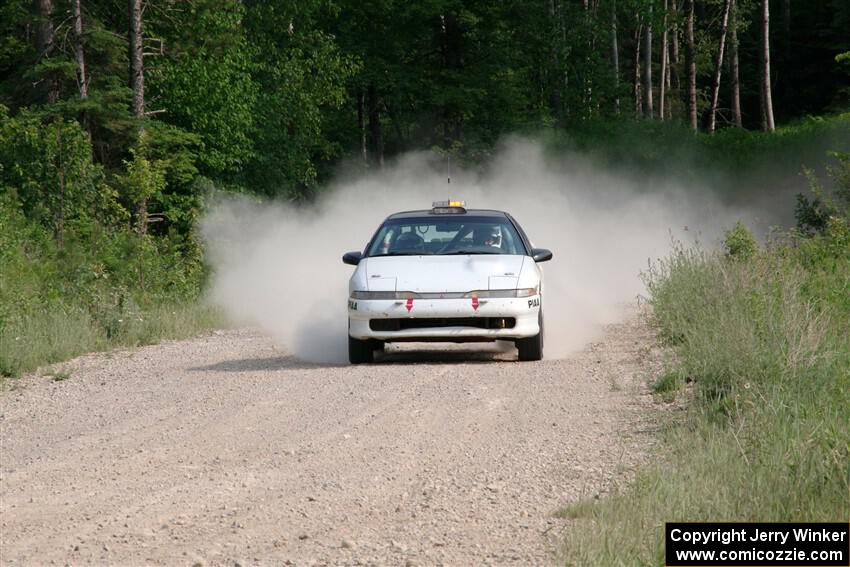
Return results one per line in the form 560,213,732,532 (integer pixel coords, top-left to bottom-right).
347,296,541,341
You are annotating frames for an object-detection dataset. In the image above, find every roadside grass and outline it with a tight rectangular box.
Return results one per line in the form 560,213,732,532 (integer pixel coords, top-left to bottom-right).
0,193,223,380
0,302,223,379
43,366,73,381
560,225,850,566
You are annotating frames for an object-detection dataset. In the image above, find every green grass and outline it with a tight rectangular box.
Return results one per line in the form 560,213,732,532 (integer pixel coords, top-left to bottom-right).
560,226,850,566
0,302,223,379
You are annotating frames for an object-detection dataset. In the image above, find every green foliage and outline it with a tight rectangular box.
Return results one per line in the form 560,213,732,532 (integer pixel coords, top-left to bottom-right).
153,4,258,176
723,221,757,259
0,116,211,378
156,50,257,175
0,108,111,235
562,233,850,565
0,194,216,377
796,150,850,235
244,2,359,197
548,114,850,181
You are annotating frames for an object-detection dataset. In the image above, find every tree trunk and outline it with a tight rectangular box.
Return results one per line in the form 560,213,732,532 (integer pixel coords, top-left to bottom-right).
367,84,383,169
548,0,562,120
782,0,790,58
35,0,59,103
55,127,65,248
643,3,653,118
633,23,642,117
760,0,775,131
35,0,54,57
779,0,790,112
665,44,672,119
129,0,144,120
357,88,367,164
384,101,406,152
730,0,742,127
441,13,465,140
72,0,88,100
582,0,592,116
128,0,147,234
611,0,620,114
684,0,697,130
670,0,680,92
707,0,732,133
659,0,669,121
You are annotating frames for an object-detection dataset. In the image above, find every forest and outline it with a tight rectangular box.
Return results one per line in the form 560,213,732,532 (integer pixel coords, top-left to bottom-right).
1,0,849,376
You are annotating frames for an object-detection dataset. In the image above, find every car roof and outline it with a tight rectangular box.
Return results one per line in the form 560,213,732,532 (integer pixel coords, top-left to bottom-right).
385,209,509,220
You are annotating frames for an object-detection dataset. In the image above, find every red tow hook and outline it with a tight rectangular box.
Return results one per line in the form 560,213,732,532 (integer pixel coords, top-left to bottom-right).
405,297,413,312
471,296,479,311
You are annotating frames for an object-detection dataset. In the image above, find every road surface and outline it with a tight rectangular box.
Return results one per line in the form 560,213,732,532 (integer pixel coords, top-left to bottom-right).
1,308,661,566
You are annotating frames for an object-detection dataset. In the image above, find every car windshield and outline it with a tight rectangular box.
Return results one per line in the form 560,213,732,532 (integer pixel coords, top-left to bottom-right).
365,216,525,257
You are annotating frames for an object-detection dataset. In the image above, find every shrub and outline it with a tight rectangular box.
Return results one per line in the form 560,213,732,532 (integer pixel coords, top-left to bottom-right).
723,221,758,260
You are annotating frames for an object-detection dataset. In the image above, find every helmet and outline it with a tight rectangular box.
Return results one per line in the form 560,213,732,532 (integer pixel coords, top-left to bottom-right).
472,225,501,247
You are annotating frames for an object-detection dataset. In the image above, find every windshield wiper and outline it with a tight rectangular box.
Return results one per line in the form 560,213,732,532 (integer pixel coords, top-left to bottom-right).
440,250,502,255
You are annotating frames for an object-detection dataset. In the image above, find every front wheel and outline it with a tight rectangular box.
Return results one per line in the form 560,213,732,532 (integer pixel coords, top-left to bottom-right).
516,311,544,361
348,336,374,364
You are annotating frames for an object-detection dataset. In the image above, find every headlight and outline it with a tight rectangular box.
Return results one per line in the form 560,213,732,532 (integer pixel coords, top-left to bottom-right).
350,290,404,299
514,287,539,298
463,288,538,298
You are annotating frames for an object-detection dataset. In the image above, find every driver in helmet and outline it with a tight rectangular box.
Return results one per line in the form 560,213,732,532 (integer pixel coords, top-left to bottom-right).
472,225,501,248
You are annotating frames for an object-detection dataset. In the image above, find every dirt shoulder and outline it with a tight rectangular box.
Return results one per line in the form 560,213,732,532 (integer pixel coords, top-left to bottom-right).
0,306,662,566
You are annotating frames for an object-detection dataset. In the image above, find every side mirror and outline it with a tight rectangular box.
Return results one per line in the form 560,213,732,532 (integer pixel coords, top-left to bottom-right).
531,248,553,262
342,251,363,265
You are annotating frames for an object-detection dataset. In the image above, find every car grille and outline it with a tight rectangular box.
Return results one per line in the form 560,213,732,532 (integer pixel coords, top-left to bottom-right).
369,317,516,332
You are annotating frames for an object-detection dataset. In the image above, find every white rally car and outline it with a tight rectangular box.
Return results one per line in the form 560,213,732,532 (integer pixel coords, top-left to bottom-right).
343,201,552,363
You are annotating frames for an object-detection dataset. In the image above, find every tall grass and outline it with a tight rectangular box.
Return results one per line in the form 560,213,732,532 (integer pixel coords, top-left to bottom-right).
560,227,850,566
0,302,222,378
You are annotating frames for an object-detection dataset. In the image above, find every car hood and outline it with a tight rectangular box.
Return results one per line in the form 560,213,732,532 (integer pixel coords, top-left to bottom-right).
362,255,527,293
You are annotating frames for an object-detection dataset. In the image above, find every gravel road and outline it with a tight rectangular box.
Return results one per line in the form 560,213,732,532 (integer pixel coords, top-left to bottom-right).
1,307,662,566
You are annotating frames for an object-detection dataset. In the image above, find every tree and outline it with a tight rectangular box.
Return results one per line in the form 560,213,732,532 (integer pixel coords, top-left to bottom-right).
243,1,357,198
128,0,144,122
670,0,680,95
633,20,643,117
128,0,147,232
729,0,742,127
683,0,697,130
659,0,669,120
72,0,88,101
643,2,653,118
35,0,59,104
0,110,104,245
707,0,733,133
367,83,383,168
117,143,165,237
611,0,620,114
760,0,776,131
153,3,258,177
550,0,564,120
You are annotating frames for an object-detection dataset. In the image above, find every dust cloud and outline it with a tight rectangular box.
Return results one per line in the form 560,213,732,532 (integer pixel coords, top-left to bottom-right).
202,137,767,363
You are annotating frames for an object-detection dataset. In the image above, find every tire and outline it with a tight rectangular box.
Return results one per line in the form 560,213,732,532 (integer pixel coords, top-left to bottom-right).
348,336,374,364
517,310,544,361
